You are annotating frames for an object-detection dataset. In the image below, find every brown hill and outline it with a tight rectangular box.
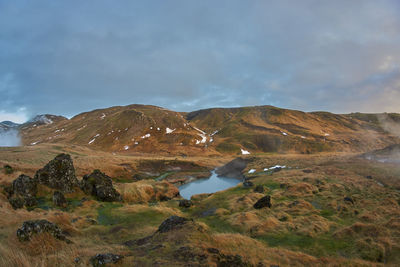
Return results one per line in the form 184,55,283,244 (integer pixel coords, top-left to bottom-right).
18,104,400,155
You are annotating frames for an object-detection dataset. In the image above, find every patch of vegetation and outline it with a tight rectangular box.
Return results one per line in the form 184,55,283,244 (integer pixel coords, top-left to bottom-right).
216,142,240,154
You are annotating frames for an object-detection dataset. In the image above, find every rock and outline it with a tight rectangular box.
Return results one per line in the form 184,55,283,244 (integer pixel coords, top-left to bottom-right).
16,219,70,243
74,257,81,263
344,196,354,204
80,170,122,202
179,199,193,208
9,196,24,209
366,175,372,179
12,174,37,197
90,253,123,267
215,157,251,179
254,185,264,193
207,248,220,254
243,180,254,188
302,169,312,173
7,175,38,209
253,195,271,209
34,154,78,193
132,173,146,181
53,191,67,208
157,216,191,233
3,164,13,174
173,246,207,264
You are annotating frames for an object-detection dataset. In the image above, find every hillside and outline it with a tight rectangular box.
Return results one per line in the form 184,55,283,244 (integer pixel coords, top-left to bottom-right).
15,104,400,155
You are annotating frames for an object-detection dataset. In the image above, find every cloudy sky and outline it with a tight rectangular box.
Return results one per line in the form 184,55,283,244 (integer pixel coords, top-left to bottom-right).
1,0,400,122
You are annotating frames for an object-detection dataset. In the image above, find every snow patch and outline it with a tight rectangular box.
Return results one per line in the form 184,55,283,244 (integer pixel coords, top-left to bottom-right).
141,133,151,139
241,149,250,155
100,113,106,119
248,169,256,174
264,165,286,171
30,141,39,146
166,127,175,134
301,136,306,139
281,131,288,136
124,145,129,150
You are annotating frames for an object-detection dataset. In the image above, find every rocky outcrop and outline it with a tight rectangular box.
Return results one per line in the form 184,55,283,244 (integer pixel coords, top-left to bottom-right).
6,174,38,209
53,191,67,208
253,195,271,209
90,253,123,267
34,154,78,192
254,185,264,193
216,158,251,179
157,216,191,233
179,199,193,208
16,219,70,243
80,170,122,202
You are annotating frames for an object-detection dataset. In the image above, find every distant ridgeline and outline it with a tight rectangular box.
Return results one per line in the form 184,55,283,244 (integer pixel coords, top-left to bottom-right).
6,104,400,155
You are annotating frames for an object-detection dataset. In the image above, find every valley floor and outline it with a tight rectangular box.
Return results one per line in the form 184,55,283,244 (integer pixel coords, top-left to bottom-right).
0,144,400,266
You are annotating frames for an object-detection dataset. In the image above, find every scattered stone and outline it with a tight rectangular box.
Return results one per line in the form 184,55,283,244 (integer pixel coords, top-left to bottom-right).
3,164,13,174
253,195,271,209
366,175,372,179
16,219,70,243
157,216,190,233
254,185,264,193
303,169,312,173
74,257,81,263
207,248,220,254
243,180,254,188
53,191,67,208
34,154,78,192
9,196,24,209
89,253,123,267
179,199,193,208
80,170,122,202
344,196,354,204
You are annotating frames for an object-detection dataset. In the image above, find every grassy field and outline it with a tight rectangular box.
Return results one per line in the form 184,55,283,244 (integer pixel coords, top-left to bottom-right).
0,144,399,266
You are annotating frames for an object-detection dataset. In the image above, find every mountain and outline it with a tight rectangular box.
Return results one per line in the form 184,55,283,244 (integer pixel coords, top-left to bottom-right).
17,104,400,155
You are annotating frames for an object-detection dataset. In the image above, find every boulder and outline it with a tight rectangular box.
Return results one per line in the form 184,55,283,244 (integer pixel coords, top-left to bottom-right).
157,216,190,233
34,154,78,192
243,180,254,188
53,191,67,208
253,195,271,209
179,199,193,208
7,174,38,209
254,185,264,193
81,170,122,202
215,158,251,179
90,253,123,267
12,174,37,197
16,219,70,243
344,196,354,204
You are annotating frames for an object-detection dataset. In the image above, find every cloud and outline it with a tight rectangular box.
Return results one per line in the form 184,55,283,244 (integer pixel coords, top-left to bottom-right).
0,129,20,147
0,0,399,120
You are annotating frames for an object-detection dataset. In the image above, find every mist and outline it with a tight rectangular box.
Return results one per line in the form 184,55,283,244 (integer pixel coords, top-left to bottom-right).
0,129,21,147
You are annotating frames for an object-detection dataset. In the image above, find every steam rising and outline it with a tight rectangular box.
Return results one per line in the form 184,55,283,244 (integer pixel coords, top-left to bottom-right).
378,114,400,138
0,129,21,147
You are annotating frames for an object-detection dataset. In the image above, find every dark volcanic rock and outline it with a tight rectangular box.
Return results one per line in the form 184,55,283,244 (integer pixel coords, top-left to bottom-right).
216,157,251,179
16,219,70,243
344,196,354,204
157,216,191,233
34,154,78,193
253,195,271,209
53,191,67,208
7,174,38,209
254,185,264,193
243,180,254,188
80,170,122,202
179,199,193,208
90,253,123,267
12,174,37,197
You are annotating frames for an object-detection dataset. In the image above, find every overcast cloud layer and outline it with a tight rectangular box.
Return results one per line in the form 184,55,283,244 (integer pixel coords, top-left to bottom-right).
1,0,400,122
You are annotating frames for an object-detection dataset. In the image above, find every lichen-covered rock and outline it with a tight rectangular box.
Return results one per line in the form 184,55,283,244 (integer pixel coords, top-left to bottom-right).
157,216,191,233
81,170,122,202
90,253,123,267
34,154,78,192
53,191,67,208
253,195,271,209
12,174,37,197
6,174,38,209
179,199,193,208
16,219,70,243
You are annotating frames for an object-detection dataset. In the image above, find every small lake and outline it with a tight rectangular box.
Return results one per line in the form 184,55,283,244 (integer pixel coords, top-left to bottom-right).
179,170,242,199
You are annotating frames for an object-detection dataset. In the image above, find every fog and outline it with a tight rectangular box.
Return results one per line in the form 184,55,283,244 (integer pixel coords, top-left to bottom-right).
0,129,21,147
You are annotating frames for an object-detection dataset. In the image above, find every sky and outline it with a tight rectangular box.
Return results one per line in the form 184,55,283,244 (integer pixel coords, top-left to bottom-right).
1,0,400,123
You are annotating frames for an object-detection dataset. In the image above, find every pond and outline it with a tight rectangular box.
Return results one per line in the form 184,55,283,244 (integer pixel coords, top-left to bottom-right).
179,170,242,199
